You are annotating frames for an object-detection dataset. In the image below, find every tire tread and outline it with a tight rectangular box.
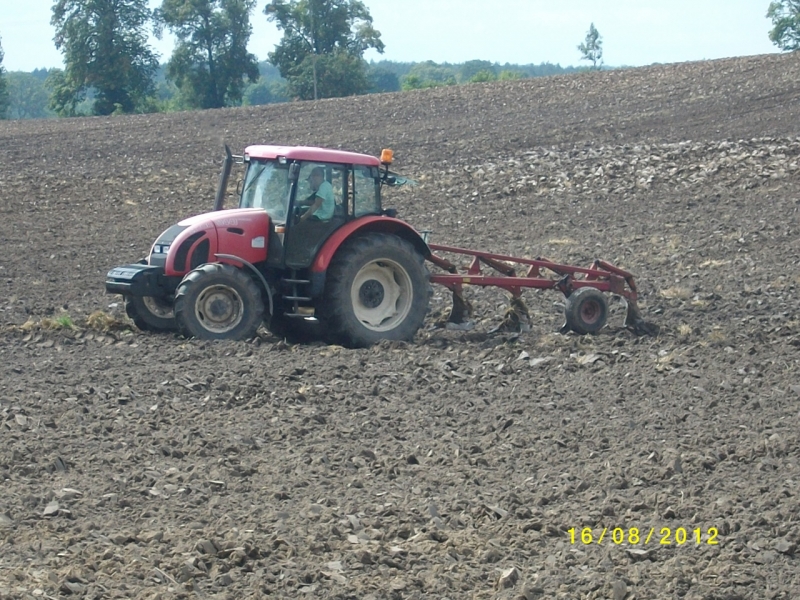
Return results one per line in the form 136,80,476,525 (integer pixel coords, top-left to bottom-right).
564,287,609,335
322,233,429,347
174,263,264,340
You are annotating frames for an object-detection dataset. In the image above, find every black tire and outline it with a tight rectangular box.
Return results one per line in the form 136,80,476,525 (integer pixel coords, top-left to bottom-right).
125,295,178,332
322,233,429,347
174,263,264,340
564,287,609,334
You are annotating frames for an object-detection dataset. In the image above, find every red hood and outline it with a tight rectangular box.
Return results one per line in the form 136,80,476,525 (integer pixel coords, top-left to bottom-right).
164,208,270,277
178,208,267,229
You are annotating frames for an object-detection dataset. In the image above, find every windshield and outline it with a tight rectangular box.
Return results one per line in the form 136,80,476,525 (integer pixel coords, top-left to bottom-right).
239,160,290,223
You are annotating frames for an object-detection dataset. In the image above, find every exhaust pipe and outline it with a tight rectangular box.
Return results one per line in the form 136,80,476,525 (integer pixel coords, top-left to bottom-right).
213,145,234,211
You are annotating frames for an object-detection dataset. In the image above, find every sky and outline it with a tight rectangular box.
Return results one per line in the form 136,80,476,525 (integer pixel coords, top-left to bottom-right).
0,0,780,73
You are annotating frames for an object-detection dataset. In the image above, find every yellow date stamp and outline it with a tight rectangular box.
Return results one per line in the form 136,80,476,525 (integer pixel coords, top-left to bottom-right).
568,527,720,546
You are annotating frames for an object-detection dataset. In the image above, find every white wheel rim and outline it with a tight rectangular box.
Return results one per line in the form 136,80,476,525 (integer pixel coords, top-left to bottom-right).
351,259,413,332
195,284,244,334
142,296,174,319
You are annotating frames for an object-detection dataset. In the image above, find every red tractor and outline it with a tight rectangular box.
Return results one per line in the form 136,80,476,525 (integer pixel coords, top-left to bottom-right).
107,145,431,347
106,145,654,346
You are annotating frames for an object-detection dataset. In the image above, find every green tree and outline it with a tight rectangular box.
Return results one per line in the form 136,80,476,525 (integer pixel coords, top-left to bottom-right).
469,69,497,83
0,36,10,119
243,77,289,105
50,0,158,116
367,64,399,93
265,0,384,100
289,50,371,99
498,69,524,81
767,1,800,50
45,69,81,116
578,23,603,69
399,74,423,91
243,78,275,104
459,60,496,83
400,60,457,90
7,72,53,119
155,0,260,109
401,74,455,91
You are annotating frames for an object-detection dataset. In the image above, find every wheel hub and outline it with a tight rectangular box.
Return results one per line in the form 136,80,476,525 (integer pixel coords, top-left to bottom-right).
359,279,385,308
196,285,243,333
351,259,412,331
580,300,601,324
142,296,174,319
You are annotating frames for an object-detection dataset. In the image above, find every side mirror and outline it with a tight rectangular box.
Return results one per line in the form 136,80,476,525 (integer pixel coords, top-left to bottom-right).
288,163,300,181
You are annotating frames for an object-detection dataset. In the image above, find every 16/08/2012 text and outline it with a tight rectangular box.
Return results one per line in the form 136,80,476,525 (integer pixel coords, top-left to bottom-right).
568,527,719,546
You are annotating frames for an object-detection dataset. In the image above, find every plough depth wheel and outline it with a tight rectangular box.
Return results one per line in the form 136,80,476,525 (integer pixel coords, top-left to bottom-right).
564,287,608,334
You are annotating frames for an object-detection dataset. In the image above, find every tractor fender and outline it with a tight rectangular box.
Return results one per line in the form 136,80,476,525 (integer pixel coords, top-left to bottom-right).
310,216,431,276
214,253,274,318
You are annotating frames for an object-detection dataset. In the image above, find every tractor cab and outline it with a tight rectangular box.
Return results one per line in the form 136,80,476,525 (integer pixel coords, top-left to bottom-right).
234,145,386,269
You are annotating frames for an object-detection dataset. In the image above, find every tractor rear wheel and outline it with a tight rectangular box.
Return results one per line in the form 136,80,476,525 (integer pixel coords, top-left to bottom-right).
174,263,264,340
125,295,177,332
323,233,429,347
564,287,608,334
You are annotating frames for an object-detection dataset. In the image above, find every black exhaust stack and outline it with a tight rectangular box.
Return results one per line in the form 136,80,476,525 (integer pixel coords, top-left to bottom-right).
213,145,234,211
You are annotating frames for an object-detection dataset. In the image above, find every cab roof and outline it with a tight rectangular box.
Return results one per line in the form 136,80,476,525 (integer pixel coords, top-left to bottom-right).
244,145,381,167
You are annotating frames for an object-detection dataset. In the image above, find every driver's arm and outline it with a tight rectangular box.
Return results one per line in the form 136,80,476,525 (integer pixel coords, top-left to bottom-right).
298,192,315,207
299,195,323,222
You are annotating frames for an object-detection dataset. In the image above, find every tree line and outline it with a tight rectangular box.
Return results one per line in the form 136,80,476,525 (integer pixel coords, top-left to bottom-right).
0,58,584,120
1,0,799,120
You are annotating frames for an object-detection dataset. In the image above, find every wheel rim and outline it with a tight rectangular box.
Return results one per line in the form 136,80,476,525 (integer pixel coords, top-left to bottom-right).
142,296,174,319
580,298,603,325
351,259,413,332
194,284,244,334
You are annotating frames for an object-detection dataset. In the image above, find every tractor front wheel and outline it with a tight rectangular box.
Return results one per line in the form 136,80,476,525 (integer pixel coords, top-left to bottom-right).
174,263,264,340
125,295,178,332
323,233,429,347
564,287,608,334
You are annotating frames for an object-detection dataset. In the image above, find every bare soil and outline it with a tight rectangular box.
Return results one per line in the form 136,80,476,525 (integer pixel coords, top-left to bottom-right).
1,53,800,599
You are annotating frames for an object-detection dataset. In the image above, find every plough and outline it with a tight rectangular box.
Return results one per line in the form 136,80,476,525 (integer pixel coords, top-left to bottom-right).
426,243,657,336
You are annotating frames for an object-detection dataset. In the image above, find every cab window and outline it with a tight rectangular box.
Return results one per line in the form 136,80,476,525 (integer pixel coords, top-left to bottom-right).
239,160,290,223
296,162,347,217
353,166,380,217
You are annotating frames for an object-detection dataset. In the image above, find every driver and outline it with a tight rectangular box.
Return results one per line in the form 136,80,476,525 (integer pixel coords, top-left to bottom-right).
298,167,335,222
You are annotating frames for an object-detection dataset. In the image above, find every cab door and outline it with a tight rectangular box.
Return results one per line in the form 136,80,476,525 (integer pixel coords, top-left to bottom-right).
283,161,349,269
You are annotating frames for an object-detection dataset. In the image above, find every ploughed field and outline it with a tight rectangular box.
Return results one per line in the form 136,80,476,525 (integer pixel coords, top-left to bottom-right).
1,52,800,599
